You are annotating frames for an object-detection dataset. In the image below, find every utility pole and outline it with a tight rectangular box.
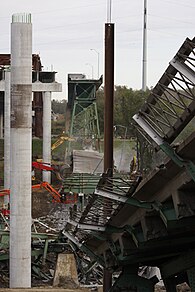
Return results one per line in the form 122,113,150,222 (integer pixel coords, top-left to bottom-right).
142,0,147,91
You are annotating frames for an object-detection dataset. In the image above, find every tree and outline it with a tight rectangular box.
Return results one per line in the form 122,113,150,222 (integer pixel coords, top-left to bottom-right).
51,99,67,115
96,86,150,136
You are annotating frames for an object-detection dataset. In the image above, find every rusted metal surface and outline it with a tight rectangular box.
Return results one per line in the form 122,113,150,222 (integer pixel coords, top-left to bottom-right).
32,55,43,138
33,92,43,137
0,54,41,70
104,23,114,174
0,54,11,65
0,54,43,137
103,23,114,292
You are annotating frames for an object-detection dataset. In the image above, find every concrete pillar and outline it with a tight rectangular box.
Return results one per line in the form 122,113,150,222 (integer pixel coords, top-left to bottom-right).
42,91,51,183
10,13,32,288
0,112,3,138
4,70,11,204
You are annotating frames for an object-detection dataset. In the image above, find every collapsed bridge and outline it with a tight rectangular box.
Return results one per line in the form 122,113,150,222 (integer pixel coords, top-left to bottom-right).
63,37,195,292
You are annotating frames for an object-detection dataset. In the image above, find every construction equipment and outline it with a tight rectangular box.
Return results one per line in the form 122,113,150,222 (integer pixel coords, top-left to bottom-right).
32,161,65,181
0,182,78,205
32,161,57,172
51,133,75,151
32,181,78,204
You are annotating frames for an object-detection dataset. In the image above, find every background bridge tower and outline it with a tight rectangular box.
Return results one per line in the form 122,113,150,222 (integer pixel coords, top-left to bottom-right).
66,74,102,155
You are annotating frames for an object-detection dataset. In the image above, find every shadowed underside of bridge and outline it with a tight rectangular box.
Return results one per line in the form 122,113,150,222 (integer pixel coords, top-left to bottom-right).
64,37,195,292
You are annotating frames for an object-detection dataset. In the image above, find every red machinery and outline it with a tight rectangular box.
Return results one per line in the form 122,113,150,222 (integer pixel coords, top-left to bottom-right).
32,161,64,181
0,182,77,206
32,161,57,172
32,181,77,204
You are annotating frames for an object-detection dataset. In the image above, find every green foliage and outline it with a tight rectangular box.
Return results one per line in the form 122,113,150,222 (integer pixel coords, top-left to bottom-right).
51,118,66,136
32,138,43,158
176,118,195,144
96,86,150,136
51,99,67,114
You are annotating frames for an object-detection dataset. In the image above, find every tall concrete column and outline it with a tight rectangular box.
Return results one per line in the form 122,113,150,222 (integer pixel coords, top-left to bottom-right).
10,13,32,288
4,70,11,202
0,112,3,138
42,91,51,183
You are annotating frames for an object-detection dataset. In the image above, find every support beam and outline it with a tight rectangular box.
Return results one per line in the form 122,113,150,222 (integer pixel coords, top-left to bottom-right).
62,230,105,266
104,21,116,291
42,91,51,183
163,277,177,292
67,219,106,231
0,113,3,138
160,249,195,279
170,58,195,84
10,13,32,288
104,23,114,174
187,267,195,291
110,265,155,292
95,188,153,209
133,114,195,182
133,113,163,145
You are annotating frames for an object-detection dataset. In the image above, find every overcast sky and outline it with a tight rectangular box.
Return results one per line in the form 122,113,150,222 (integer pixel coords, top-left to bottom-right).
0,0,194,99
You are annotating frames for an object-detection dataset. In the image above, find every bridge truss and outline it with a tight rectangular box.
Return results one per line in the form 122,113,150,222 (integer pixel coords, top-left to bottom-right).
63,37,195,292
66,74,103,154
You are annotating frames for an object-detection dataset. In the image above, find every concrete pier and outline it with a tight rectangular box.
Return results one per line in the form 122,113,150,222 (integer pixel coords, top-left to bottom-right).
4,70,11,197
10,13,32,288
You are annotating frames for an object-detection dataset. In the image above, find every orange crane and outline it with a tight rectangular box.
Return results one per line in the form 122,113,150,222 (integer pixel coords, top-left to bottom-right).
32,181,77,204
0,182,78,205
32,161,64,181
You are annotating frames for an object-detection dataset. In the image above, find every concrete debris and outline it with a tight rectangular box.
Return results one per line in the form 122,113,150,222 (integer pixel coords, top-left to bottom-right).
53,254,79,288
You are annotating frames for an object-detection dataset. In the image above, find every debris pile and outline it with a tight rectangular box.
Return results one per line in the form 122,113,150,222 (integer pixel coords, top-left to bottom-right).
0,188,104,288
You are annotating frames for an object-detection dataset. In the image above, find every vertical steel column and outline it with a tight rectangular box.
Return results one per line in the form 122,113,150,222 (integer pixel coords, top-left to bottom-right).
0,112,3,138
94,102,101,152
104,23,114,174
187,267,195,291
4,70,11,202
34,93,43,137
103,22,114,292
142,0,147,91
42,91,52,183
10,13,32,288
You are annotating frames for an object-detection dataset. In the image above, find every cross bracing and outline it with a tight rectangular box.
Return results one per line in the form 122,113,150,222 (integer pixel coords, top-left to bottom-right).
134,37,195,144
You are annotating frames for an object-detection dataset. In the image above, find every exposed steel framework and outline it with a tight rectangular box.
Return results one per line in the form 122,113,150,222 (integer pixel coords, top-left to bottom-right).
63,37,195,292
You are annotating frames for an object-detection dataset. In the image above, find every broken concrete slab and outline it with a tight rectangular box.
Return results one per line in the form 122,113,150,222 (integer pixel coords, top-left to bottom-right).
53,253,79,288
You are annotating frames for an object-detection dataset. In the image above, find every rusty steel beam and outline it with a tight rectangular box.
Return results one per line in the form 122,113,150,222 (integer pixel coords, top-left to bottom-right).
32,54,43,138
104,23,114,174
103,22,114,292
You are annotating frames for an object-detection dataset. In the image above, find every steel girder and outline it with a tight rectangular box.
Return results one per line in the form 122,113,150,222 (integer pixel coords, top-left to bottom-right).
133,37,195,145
62,38,195,291
133,37,195,182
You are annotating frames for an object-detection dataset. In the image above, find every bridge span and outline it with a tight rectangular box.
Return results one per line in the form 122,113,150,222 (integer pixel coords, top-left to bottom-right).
64,36,195,291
